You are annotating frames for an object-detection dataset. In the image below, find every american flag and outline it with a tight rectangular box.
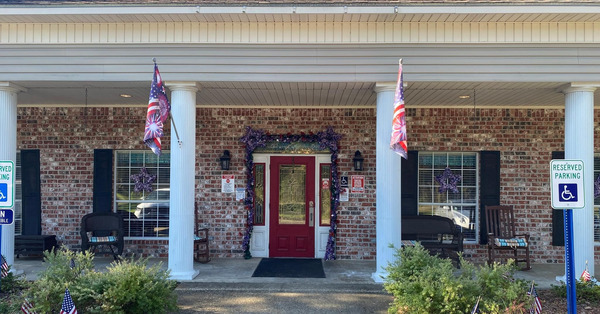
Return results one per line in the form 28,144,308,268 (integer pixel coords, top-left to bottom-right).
527,282,542,314
144,62,171,156
390,59,408,159
1,254,9,278
60,288,78,314
582,268,592,282
21,299,37,314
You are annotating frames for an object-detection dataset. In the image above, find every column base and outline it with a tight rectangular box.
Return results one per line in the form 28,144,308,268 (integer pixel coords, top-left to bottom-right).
170,269,200,281
371,271,387,283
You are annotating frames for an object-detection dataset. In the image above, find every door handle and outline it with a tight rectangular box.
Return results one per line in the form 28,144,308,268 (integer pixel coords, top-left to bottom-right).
309,201,314,227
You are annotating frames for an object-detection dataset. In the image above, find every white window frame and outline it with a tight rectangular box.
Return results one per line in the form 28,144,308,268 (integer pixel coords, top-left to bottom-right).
417,152,480,244
114,150,170,239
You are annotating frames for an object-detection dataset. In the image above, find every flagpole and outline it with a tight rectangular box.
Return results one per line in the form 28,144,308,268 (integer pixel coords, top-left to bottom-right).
169,112,183,148
153,58,182,148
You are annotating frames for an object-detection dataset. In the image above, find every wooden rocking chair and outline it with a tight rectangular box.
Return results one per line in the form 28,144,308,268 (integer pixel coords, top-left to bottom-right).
194,203,210,263
485,205,531,270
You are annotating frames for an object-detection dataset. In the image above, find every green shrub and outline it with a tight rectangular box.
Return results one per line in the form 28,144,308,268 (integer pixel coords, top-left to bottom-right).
551,279,600,303
383,244,531,314
23,248,178,314
0,257,31,314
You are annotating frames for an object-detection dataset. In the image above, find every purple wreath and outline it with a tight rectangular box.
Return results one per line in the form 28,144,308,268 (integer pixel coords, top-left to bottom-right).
240,126,342,260
130,167,156,193
435,167,462,194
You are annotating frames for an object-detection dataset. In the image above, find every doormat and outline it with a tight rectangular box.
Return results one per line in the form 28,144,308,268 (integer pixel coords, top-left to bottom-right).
251,258,326,278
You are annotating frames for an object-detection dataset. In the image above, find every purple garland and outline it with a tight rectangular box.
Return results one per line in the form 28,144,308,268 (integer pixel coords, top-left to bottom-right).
130,167,156,193
595,174,600,199
240,126,342,260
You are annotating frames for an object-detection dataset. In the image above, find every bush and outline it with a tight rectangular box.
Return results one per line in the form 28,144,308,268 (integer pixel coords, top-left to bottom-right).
383,244,531,314
0,256,31,313
23,248,178,313
551,279,600,303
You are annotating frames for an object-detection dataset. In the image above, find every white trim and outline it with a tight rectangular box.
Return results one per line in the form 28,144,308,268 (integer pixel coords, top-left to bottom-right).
2,6,600,17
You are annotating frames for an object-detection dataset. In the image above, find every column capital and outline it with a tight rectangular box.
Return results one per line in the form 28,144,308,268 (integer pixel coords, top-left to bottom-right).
0,82,26,93
562,82,599,94
374,82,395,93
166,81,200,93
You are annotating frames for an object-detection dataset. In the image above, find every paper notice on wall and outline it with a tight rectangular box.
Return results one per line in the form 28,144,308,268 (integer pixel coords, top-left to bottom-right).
340,187,349,202
236,188,245,201
222,175,235,193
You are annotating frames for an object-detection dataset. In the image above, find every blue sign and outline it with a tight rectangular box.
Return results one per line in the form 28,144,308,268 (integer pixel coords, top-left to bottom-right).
0,183,7,203
559,183,578,202
0,209,13,225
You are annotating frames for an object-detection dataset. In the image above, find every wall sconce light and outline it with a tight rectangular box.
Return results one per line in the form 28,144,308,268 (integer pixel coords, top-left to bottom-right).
219,150,231,170
353,150,364,171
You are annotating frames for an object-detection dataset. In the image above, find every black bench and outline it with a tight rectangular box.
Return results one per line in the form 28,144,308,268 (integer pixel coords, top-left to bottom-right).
401,215,464,266
15,235,58,258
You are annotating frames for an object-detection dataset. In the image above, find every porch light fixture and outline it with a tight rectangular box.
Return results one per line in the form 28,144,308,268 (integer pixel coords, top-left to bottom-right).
353,150,364,171
220,150,231,170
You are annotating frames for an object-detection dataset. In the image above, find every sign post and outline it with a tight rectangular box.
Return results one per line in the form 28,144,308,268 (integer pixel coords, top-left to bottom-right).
0,160,15,292
550,159,585,314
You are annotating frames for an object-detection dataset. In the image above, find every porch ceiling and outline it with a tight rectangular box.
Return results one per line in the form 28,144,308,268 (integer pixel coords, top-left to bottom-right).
15,81,600,108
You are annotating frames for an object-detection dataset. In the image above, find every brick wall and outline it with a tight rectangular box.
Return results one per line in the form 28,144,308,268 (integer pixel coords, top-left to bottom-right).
16,106,600,263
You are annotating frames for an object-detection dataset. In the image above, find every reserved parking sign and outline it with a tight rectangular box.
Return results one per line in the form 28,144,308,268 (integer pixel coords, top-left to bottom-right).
550,160,584,209
0,161,14,209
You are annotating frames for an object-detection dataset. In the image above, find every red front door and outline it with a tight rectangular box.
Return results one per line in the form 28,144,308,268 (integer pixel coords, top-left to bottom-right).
269,156,315,258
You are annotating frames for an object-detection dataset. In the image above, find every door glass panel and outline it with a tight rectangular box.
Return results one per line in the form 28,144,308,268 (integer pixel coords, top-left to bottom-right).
279,164,306,225
320,164,331,226
253,164,265,225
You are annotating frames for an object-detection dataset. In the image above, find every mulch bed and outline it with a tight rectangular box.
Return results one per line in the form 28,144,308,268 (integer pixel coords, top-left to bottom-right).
538,289,600,313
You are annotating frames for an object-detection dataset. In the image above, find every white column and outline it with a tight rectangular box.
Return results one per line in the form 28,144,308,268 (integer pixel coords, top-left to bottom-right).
0,82,24,268
167,82,199,280
563,85,596,278
372,82,403,283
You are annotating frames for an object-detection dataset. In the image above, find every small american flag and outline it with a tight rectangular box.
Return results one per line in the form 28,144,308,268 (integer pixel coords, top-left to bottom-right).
582,268,592,282
21,298,37,314
527,282,542,314
60,288,78,314
144,62,171,156
1,254,9,278
390,59,408,159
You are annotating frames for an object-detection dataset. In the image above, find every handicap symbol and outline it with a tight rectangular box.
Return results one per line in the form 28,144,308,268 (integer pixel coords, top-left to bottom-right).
559,184,578,202
0,183,6,201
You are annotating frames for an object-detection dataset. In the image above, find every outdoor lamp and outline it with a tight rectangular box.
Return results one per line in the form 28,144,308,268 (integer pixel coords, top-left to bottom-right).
220,150,231,170
353,150,364,171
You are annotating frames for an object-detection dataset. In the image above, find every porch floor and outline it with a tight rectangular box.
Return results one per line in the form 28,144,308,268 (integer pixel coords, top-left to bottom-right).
10,256,591,290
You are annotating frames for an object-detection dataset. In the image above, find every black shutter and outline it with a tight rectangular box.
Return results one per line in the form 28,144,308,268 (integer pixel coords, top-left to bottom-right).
93,149,113,213
401,151,419,216
552,151,565,246
479,151,501,245
21,150,42,235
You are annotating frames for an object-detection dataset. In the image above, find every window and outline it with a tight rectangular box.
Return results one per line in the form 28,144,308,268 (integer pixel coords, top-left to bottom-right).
115,151,170,238
253,163,265,225
418,152,479,242
14,152,22,235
